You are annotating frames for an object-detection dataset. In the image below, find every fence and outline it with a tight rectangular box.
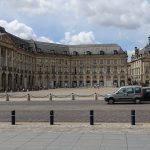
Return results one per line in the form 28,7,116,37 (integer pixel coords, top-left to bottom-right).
0,93,105,101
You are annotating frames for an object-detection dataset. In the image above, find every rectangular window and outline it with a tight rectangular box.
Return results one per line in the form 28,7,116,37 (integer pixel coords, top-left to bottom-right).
114,66,117,73
127,88,134,94
86,66,90,74
107,60,110,64
135,87,141,94
100,66,104,73
114,60,117,64
107,66,110,73
80,67,83,73
100,60,103,64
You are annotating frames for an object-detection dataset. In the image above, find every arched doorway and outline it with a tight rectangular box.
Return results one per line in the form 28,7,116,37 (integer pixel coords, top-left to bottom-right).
8,73,12,91
28,75,31,90
1,73,6,91
20,74,23,90
31,76,34,89
72,81,77,88
113,75,118,87
120,75,125,86
14,74,19,91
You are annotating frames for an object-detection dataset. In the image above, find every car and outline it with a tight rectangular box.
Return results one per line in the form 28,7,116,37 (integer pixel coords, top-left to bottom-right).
104,86,143,104
142,87,150,101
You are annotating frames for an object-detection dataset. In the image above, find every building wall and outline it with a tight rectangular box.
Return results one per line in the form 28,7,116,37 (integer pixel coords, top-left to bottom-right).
0,34,128,91
130,56,150,85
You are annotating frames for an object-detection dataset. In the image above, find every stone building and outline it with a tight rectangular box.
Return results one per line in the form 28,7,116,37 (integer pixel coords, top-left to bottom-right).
0,26,128,91
129,36,150,85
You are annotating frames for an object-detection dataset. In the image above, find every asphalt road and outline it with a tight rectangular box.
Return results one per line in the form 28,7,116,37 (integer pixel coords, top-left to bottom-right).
1,100,150,123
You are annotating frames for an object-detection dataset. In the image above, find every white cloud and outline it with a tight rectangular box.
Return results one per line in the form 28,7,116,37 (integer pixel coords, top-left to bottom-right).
2,0,66,15
70,0,150,29
0,20,53,42
61,31,96,45
127,49,135,61
2,0,150,29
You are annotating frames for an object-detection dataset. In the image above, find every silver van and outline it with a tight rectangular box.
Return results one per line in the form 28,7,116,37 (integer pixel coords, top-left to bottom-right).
105,86,143,104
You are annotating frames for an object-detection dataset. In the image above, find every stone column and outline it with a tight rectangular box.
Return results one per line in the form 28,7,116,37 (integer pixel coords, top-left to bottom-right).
118,75,121,87
12,73,14,91
0,72,1,91
103,73,106,87
111,75,113,87
0,47,1,67
11,50,14,68
6,48,8,67
6,72,8,91
0,47,2,90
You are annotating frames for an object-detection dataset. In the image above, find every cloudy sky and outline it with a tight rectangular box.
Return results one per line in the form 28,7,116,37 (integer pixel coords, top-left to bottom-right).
1,0,150,59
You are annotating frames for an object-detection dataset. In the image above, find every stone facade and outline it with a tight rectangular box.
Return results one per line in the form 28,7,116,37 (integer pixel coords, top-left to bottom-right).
129,36,150,85
0,26,128,91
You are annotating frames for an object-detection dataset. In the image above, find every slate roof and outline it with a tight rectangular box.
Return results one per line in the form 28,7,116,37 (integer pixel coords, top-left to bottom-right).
139,44,150,55
0,26,126,55
68,44,124,55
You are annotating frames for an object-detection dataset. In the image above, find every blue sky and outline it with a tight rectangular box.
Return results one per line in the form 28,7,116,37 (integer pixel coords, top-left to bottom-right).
1,0,150,59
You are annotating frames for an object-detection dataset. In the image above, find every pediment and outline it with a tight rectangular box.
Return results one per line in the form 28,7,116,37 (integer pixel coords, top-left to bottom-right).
0,33,15,46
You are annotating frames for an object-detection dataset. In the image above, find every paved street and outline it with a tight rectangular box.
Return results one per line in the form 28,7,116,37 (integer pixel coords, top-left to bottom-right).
0,122,150,150
0,87,150,150
0,100,150,122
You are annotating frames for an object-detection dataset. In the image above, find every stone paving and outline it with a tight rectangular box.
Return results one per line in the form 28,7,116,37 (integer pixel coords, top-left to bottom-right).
1,88,150,150
0,123,150,150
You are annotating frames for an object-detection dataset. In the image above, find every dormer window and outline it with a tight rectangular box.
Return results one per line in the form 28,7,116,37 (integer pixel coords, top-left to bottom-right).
63,50,68,55
37,48,41,52
20,44,25,49
114,50,118,55
86,51,91,55
28,47,33,51
50,50,55,54
100,51,104,55
73,51,78,56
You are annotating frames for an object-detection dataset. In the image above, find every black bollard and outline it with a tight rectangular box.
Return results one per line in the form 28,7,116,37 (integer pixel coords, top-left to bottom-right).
50,110,54,125
90,110,94,125
131,110,135,125
11,110,15,125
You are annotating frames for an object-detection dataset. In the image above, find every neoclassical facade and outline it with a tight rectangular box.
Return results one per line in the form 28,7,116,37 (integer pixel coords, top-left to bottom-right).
129,36,150,85
0,26,128,91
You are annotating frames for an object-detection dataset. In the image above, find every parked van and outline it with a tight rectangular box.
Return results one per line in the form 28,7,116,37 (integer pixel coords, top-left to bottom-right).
105,86,143,104
142,87,150,101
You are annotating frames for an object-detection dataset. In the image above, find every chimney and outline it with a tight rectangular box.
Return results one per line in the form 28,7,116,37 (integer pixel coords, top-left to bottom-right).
135,47,139,58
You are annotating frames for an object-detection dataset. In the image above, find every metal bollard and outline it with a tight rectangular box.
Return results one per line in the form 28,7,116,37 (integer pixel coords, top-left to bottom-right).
27,93,30,101
72,93,75,100
90,110,94,125
49,93,52,101
11,110,15,125
131,110,135,125
94,93,98,100
50,110,54,125
6,93,9,101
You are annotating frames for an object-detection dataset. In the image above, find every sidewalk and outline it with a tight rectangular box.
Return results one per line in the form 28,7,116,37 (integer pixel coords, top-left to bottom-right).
0,123,150,150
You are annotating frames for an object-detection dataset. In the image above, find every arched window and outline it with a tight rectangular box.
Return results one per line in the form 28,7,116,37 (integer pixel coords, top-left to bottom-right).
63,50,68,55
50,50,55,54
37,48,41,52
73,51,78,55
86,51,92,55
100,51,104,55
20,44,25,49
114,50,118,55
